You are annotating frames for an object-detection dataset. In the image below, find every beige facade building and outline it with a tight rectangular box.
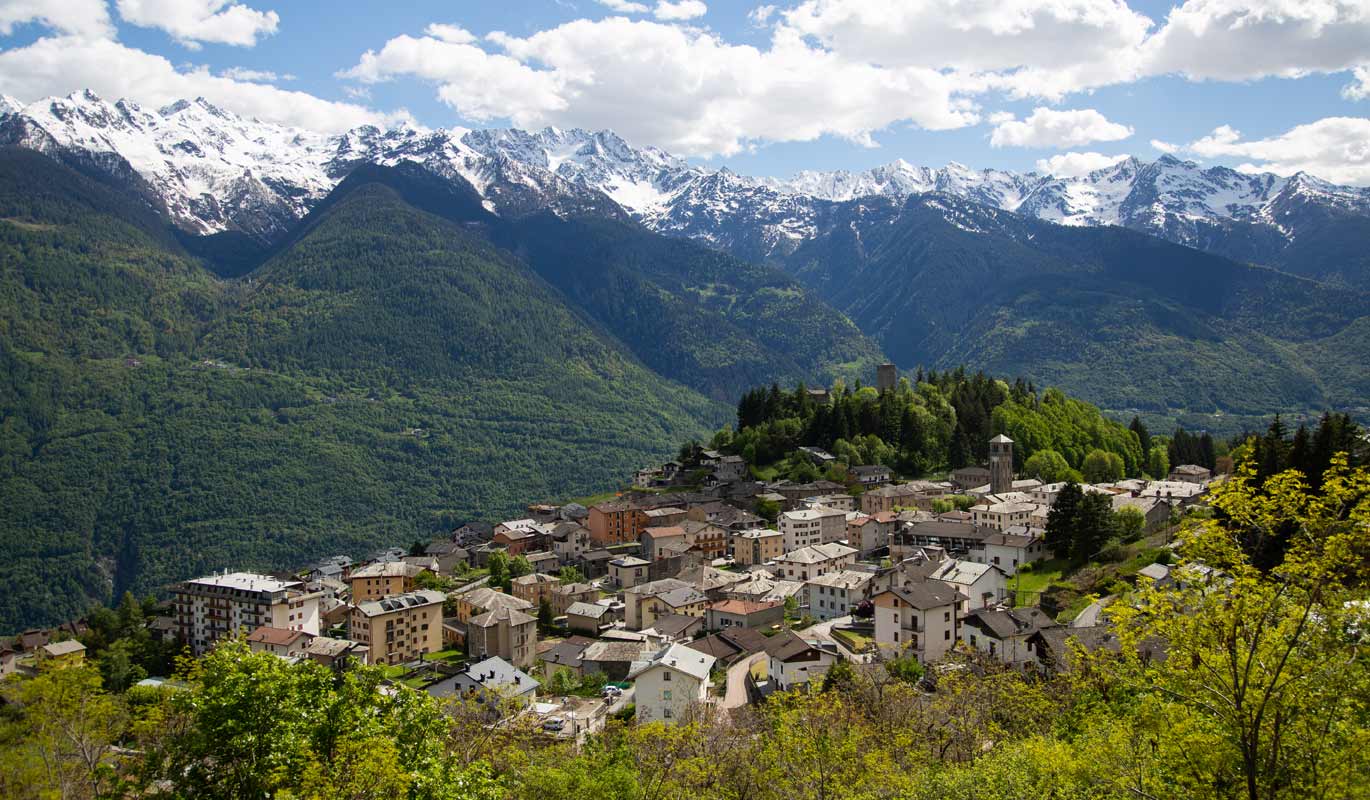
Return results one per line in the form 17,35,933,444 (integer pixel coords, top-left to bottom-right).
173,572,322,655
731,528,785,566
347,561,425,602
350,589,446,666
467,606,537,669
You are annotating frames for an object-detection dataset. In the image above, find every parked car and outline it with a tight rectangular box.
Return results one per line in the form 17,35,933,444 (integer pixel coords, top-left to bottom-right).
542,718,566,732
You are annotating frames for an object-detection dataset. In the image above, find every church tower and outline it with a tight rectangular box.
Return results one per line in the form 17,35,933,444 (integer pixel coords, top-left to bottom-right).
989,434,1014,495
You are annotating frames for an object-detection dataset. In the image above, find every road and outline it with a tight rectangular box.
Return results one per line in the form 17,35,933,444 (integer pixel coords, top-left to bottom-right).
720,652,765,709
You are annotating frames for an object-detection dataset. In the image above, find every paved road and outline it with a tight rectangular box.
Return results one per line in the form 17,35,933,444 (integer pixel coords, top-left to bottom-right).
720,653,764,709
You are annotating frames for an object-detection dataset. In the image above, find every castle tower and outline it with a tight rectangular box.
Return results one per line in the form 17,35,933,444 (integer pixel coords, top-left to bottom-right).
876,363,897,393
989,434,1014,495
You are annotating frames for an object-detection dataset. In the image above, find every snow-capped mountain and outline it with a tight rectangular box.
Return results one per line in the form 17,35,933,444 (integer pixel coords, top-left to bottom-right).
3,89,1368,274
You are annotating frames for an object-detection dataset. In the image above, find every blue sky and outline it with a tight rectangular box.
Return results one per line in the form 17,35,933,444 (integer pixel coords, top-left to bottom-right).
2,0,1368,183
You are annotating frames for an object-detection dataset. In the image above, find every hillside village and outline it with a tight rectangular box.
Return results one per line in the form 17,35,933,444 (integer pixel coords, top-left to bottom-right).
1,403,1217,738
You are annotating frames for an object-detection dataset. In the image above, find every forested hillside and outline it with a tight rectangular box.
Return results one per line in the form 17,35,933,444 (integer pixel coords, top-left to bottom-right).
0,150,729,631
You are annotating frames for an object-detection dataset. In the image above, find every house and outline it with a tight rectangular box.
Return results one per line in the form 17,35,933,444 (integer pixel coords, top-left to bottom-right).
804,570,874,621
610,556,651,589
764,630,839,691
541,635,593,680
849,464,892,485
872,580,960,663
678,519,729,559
550,582,598,616
774,542,858,582
861,481,950,514
582,640,655,681
1136,562,1175,588
891,520,995,559
1168,464,1212,483
723,573,803,604
640,587,709,626
970,527,1047,576
706,599,785,631
510,573,560,606
452,587,534,624
951,466,991,491
686,627,770,669
713,454,748,482
423,542,469,574
629,643,717,724
451,521,494,546
37,640,86,666
797,446,837,466
778,506,848,551
432,656,539,709
971,501,1040,532
569,600,616,633
349,589,446,665
1112,494,1172,532
492,519,549,556
588,500,648,546
687,502,766,533
930,559,1007,611
673,563,750,599
643,507,689,528
173,572,322,655
247,626,314,659
847,511,897,557
547,522,593,566
731,528,785,566
644,613,706,642
643,526,688,561
303,636,369,669
467,606,537,669
802,493,856,512
1024,625,1167,674
348,561,426,603
960,606,1058,667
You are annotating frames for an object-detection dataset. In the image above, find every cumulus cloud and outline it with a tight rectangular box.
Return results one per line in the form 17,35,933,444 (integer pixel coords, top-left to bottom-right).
116,0,279,49
343,18,978,157
1344,65,1370,100
654,1,707,21
990,107,1133,149
0,34,399,133
1179,118,1370,185
1035,151,1130,177
0,0,113,39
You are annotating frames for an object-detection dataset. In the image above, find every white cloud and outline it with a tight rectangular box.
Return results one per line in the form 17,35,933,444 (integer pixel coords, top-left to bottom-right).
1343,65,1370,100
1180,118,1370,185
115,0,279,49
1035,151,1130,177
219,67,293,82
343,18,978,157
654,0,707,21
423,24,478,44
749,5,777,26
0,34,399,133
0,0,114,39
1141,0,1370,83
1150,138,1179,154
990,107,1133,148
596,0,650,12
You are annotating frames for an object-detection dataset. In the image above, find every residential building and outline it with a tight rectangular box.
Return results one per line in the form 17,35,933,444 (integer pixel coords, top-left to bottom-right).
731,528,785,566
803,493,856,512
173,572,322,655
643,506,689,527
37,640,86,666
872,580,960,663
639,586,708,628
779,505,847,551
891,520,995,559
797,446,836,466
849,464,892,485
492,519,549,556
630,643,717,724
679,519,729,559
541,636,592,680
624,578,697,630
764,630,838,691
548,521,593,566
349,590,446,666
467,606,537,669
686,627,770,669
861,481,949,514
971,527,1046,576
566,601,614,635
714,454,747,482
550,582,598,616
971,500,1039,532
247,626,313,659
1168,464,1212,483
644,613,706,642
931,559,1007,611
610,556,651,589
706,599,784,631
452,586,534,625
423,542,469,575
847,511,897,557
643,526,688,561
804,570,874,621
583,639,656,681
1111,494,1172,532
347,561,425,602
588,501,647,546
961,606,1059,668
432,656,539,709
774,542,858,582
303,636,369,668
950,466,991,491
510,573,560,606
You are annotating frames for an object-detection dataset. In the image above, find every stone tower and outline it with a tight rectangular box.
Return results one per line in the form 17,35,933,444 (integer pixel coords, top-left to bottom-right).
989,434,1014,495
876,363,897,393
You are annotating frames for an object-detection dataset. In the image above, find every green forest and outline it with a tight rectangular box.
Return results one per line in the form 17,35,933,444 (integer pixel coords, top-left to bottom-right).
2,452,1366,800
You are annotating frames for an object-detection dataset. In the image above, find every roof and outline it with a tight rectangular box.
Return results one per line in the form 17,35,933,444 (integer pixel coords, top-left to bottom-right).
611,556,650,568
805,570,873,591
881,580,960,610
763,629,822,662
686,628,770,661
1137,563,1172,581
644,507,687,518
583,640,652,664
709,598,782,616
566,601,611,619
450,656,538,696
932,559,1000,585
247,626,311,647
469,606,536,628
625,577,692,597
905,520,995,540
851,465,890,475
983,531,1037,548
511,572,558,588
40,640,86,657
648,614,704,638
543,636,592,668
989,434,1014,444
458,587,534,613
628,642,716,681
735,527,783,539
181,572,300,593
657,586,707,608
354,589,447,617
778,542,858,564
304,637,362,658
350,561,425,580
962,606,1057,640
1172,464,1210,475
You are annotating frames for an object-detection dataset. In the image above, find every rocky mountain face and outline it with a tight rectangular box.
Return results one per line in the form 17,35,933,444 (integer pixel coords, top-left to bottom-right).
4,90,1369,284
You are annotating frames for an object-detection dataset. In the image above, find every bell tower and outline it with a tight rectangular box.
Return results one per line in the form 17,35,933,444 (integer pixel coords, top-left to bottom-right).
989,434,1014,495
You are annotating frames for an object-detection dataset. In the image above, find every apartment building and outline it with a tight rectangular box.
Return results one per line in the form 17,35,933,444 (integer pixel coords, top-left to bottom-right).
349,589,446,666
778,505,847,551
347,561,425,603
173,572,322,655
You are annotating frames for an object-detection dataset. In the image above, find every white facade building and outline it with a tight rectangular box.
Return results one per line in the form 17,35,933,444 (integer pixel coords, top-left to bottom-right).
173,572,321,655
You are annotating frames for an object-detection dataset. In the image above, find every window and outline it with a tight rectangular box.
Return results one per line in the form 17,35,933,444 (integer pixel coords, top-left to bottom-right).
662,689,672,701
662,671,672,682
663,708,673,719
944,611,951,622
944,630,951,640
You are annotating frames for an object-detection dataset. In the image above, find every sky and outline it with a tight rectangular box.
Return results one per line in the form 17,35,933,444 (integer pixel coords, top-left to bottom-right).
1,0,1369,183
